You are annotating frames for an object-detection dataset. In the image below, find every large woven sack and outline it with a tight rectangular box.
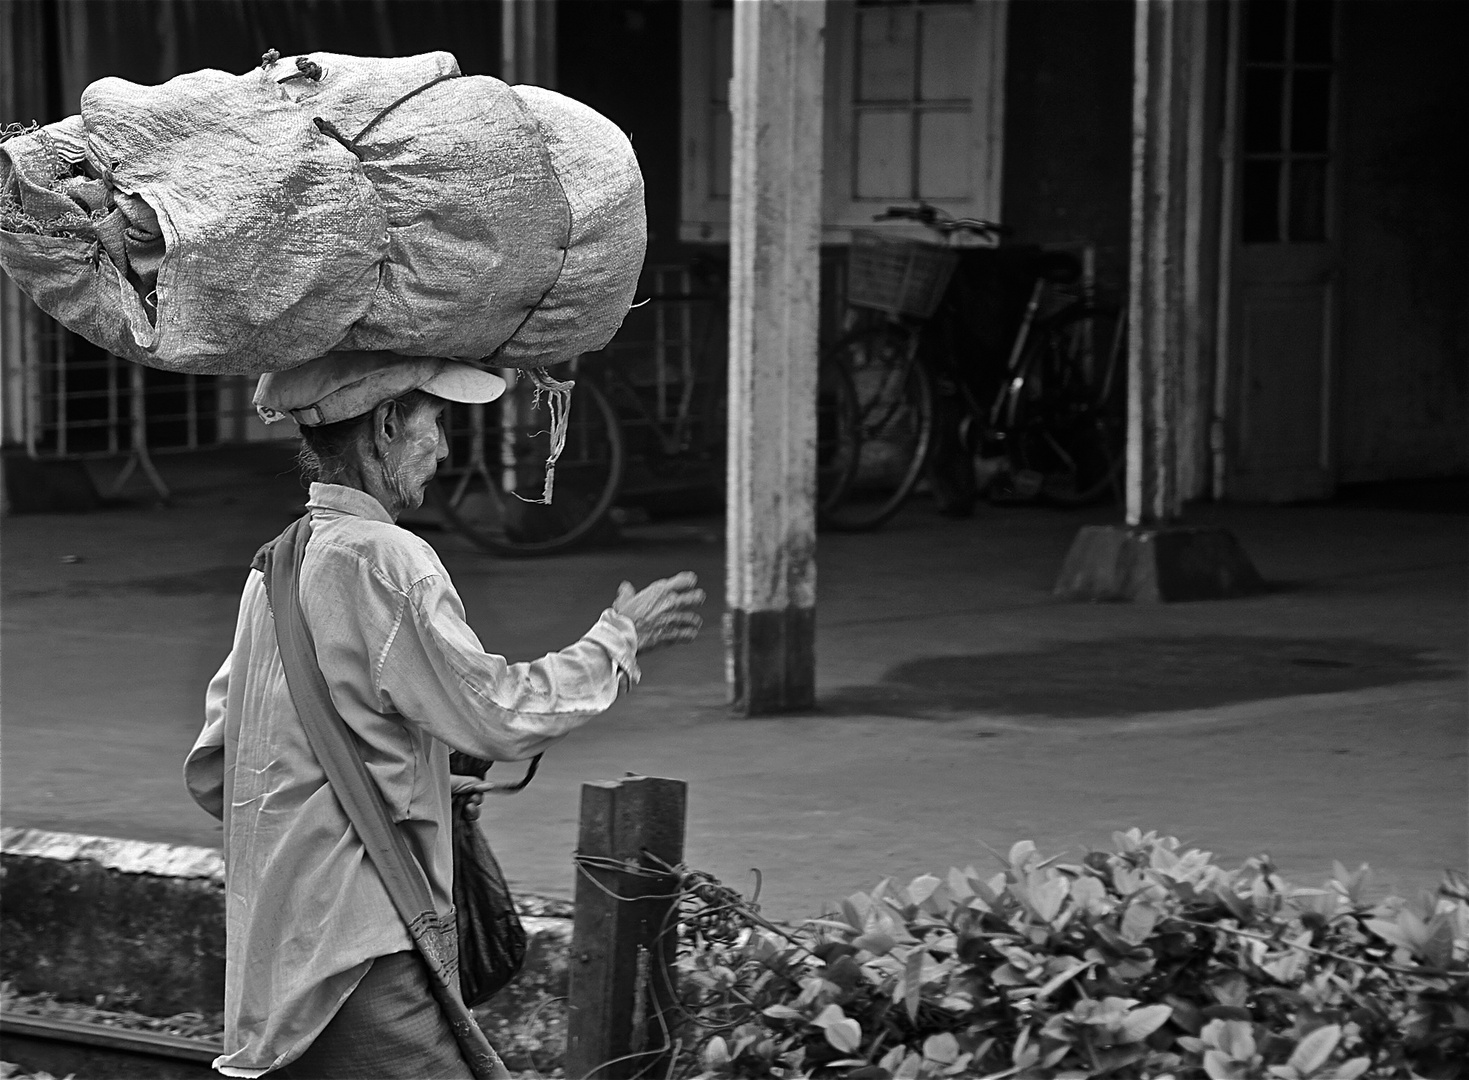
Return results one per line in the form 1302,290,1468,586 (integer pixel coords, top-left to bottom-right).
0,51,645,375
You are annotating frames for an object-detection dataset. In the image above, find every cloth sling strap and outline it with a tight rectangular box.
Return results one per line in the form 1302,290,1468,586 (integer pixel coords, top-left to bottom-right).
262,516,510,1080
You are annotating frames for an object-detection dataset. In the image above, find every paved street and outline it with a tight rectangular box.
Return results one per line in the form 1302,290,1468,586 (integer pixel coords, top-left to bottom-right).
2,446,1464,919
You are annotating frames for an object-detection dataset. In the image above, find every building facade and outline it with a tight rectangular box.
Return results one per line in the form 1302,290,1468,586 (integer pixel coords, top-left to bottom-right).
2,0,1463,499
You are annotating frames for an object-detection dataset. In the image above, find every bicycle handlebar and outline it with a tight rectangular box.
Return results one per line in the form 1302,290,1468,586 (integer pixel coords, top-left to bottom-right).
875,202,1010,239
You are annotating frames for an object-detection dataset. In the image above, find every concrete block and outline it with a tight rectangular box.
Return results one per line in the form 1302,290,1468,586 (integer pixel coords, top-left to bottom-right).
1,826,572,1068
0,829,226,1017
1054,524,1266,602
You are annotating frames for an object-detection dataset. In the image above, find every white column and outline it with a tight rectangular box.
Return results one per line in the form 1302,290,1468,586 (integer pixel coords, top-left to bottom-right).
1126,0,1208,526
725,0,826,715
501,0,557,87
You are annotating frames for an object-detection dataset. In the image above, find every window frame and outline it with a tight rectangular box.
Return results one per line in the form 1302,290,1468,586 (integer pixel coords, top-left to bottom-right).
679,0,1007,244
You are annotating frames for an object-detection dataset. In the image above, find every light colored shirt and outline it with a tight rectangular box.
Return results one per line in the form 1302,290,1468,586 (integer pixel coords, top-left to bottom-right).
184,483,638,1076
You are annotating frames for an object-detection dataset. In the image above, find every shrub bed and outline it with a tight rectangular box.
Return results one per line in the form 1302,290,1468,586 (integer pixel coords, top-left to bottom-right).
673,831,1468,1079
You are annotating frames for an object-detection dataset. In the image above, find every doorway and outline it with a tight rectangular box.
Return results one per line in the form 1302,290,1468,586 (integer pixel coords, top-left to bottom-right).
1223,0,1338,501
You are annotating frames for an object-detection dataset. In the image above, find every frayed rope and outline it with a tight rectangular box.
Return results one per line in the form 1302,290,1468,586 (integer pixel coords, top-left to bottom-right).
513,367,575,505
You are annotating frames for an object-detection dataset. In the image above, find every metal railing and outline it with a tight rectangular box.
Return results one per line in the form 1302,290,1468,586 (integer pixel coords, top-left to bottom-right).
6,320,286,499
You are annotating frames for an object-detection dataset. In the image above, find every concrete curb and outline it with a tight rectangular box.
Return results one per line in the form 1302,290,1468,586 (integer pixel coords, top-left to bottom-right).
1,827,572,1071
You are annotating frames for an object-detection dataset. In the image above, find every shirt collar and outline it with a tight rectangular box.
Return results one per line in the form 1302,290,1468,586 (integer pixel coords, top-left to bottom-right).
306,483,395,525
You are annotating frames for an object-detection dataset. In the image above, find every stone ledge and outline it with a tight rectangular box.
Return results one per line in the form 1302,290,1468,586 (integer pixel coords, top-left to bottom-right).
1,827,572,1071
2,827,226,882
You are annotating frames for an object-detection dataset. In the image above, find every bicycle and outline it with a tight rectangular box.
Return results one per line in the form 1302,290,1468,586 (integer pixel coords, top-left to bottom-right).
428,360,627,557
817,204,1127,532
432,260,857,556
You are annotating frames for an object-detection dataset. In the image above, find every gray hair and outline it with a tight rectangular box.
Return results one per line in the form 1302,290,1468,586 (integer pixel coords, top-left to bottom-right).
296,389,436,484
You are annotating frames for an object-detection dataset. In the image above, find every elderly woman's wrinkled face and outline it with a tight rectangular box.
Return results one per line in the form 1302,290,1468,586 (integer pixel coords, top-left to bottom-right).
382,396,449,510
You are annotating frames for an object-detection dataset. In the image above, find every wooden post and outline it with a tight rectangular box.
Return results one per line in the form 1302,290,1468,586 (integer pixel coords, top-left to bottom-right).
725,0,826,715
1054,0,1262,602
565,776,687,1080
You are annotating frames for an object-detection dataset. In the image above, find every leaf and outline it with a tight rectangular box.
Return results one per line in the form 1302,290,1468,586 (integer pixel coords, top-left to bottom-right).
990,963,1027,986
703,1036,731,1068
1070,875,1107,912
1120,902,1159,945
947,866,975,901
853,930,898,956
941,1052,973,1076
922,1032,960,1065
907,873,942,906
1285,1024,1340,1077
1423,912,1456,969
1165,993,1203,1035
1204,1018,1255,1061
1208,971,1251,1008
894,1051,924,1080
1009,840,1038,874
878,1045,907,1074
1396,908,1430,949
904,947,924,1023
1212,885,1252,921
810,1003,846,1029
1039,1040,1071,1069
1114,827,1143,852
807,918,862,935
1118,1003,1173,1043
1335,1057,1371,1079
1033,958,1096,1002
1011,1024,1032,1067
1094,1045,1148,1073
1204,1049,1247,1080
1201,1004,1253,1024
825,954,865,990
762,1004,804,1022
1028,873,1070,923
1365,917,1415,953
824,1017,863,1054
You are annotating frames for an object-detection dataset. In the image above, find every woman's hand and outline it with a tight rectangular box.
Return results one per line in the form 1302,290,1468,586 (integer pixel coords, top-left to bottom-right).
613,571,705,652
450,774,495,821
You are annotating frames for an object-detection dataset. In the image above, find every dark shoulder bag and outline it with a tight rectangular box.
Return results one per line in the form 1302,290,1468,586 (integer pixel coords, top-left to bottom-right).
447,750,537,1008
261,516,510,1080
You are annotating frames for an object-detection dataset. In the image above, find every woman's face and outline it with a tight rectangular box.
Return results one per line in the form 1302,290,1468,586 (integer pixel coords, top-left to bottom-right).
382,396,449,510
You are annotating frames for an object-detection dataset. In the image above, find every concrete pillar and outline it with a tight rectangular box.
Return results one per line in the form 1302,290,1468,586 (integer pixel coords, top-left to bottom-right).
1126,0,1201,527
724,0,825,715
1055,0,1262,602
500,0,557,87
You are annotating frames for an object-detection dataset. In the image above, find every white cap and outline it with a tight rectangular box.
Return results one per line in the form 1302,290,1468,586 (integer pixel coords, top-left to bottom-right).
254,351,506,426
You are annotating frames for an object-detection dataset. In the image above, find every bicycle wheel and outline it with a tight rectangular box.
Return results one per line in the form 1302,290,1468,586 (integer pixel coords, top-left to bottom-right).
1007,307,1126,507
816,354,860,515
818,324,934,531
430,372,625,556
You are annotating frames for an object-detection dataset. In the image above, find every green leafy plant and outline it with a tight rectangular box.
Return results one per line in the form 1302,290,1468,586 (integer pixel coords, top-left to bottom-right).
669,832,1469,1079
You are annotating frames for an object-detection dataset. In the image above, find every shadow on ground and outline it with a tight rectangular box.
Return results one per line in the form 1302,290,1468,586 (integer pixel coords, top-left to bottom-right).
5,564,253,599
821,635,1455,719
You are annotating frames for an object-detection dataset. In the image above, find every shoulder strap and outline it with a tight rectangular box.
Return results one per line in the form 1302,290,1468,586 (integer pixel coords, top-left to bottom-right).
262,516,508,1080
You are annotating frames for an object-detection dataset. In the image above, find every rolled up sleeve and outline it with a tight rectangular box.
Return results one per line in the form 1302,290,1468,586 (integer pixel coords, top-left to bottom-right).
377,573,638,761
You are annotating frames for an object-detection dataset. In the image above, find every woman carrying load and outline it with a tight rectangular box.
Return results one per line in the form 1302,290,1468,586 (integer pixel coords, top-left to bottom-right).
184,351,704,1079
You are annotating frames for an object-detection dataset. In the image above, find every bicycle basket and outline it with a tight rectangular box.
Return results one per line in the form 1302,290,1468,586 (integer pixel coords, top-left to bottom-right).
846,231,959,319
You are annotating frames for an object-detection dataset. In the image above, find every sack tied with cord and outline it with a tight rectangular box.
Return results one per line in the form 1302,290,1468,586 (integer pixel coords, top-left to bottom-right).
0,49,646,378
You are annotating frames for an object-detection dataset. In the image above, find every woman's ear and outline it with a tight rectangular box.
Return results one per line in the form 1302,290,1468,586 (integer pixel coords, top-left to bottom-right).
372,400,399,458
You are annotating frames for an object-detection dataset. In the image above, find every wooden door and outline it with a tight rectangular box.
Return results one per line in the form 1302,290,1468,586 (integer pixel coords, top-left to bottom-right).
1226,0,1339,501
